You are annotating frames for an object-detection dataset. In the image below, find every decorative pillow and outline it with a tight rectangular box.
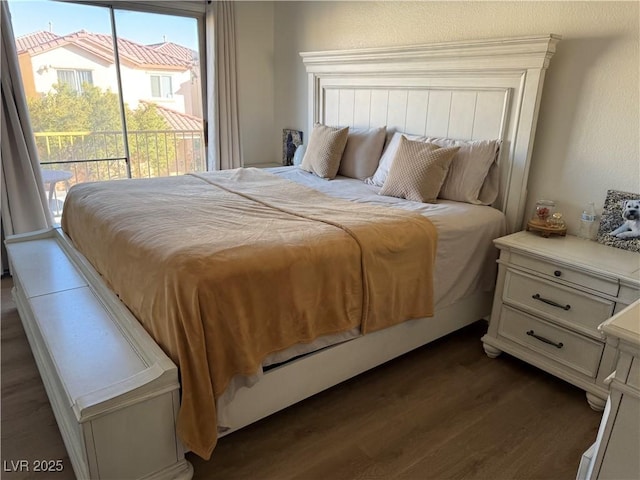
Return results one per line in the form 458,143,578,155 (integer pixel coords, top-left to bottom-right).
426,137,501,205
379,136,460,203
300,124,349,179
338,126,386,180
365,131,427,186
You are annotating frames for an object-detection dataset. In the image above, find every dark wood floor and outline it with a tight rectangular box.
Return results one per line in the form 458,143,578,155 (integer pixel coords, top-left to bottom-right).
1,276,601,480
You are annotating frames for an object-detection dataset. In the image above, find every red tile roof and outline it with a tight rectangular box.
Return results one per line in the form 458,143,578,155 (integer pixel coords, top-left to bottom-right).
15,30,194,69
148,42,198,65
142,101,203,131
15,30,59,52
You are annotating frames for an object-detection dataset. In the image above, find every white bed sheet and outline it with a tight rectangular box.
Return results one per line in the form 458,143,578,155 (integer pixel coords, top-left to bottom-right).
267,166,506,309
217,167,505,428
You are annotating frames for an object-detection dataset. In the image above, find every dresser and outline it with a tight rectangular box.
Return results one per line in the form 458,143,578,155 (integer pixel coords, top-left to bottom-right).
577,299,640,479
481,231,640,410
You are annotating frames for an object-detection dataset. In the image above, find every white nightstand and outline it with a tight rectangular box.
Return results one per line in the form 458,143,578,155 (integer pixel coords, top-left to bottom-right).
481,231,640,410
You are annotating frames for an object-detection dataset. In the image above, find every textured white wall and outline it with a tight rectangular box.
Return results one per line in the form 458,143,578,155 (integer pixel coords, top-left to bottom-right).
265,1,639,234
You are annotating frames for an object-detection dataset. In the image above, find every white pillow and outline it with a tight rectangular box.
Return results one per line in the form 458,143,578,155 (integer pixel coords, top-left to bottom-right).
292,144,306,166
338,126,386,180
365,132,427,187
426,137,500,205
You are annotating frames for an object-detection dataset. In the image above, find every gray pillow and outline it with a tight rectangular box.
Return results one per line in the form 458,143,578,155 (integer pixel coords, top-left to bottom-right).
338,126,386,180
426,137,500,205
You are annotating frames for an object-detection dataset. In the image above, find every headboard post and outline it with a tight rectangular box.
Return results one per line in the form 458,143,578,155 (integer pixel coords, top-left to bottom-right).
301,35,560,233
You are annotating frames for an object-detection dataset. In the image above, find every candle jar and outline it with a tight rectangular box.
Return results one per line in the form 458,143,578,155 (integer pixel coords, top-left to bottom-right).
547,212,566,229
533,200,555,224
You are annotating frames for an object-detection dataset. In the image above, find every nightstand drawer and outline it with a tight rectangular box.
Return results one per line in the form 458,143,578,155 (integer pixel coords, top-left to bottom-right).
499,306,604,378
510,252,619,296
503,269,615,337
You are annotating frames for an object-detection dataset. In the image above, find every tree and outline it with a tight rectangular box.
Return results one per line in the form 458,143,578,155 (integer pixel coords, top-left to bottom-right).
27,83,124,132
27,83,178,182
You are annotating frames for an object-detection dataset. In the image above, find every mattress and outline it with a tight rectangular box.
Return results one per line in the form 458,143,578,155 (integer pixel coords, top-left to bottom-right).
217,166,506,428
61,167,440,456
267,166,506,309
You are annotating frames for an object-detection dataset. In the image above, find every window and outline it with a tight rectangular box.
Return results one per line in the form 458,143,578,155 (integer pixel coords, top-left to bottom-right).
56,69,93,93
150,74,173,98
9,0,207,221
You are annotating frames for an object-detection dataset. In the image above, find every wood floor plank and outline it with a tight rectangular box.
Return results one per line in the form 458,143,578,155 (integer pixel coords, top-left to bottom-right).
1,276,601,480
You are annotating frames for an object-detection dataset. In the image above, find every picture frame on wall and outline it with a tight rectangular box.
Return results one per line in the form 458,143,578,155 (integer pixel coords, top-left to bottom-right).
282,129,303,166
596,189,640,253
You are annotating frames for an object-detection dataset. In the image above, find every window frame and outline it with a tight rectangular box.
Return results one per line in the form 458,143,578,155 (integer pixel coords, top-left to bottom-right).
149,74,174,99
55,0,208,147
56,68,94,93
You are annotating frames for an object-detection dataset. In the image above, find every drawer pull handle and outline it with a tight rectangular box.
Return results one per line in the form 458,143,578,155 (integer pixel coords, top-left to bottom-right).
526,330,564,349
554,270,562,277
532,293,571,311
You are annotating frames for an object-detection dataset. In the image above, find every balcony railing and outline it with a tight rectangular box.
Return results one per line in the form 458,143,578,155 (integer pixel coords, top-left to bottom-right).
36,130,206,219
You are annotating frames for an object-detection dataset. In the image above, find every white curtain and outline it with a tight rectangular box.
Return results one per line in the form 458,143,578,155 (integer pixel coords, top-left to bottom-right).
206,0,242,170
1,1,52,243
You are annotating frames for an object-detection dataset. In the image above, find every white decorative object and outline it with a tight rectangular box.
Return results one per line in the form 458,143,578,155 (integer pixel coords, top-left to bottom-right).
482,231,640,409
577,300,640,480
6,35,560,478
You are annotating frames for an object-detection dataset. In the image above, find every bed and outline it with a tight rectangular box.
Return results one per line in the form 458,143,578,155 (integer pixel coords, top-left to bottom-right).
5,34,560,480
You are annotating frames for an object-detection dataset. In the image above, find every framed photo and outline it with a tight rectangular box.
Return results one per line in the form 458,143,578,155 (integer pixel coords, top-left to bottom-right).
282,129,303,166
596,189,640,253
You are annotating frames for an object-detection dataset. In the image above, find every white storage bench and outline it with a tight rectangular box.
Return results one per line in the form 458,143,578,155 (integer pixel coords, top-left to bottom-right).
6,228,193,480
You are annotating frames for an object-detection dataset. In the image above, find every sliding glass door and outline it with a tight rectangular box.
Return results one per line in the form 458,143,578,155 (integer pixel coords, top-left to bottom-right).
8,0,206,219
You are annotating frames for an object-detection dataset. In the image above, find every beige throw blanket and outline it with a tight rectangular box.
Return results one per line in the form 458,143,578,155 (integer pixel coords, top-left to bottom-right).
61,168,437,458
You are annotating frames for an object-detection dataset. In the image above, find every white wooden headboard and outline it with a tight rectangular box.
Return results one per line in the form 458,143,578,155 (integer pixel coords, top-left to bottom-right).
301,35,561,233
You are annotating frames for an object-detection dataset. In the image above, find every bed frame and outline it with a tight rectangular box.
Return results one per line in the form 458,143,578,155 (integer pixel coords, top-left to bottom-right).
5,35,559,479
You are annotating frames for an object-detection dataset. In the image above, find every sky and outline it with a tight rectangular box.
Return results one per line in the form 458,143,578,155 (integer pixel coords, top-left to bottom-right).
7,0,199,51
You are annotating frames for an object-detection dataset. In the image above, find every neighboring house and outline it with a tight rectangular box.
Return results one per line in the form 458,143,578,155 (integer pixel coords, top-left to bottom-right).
15,29,200,116
147,40,202,117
